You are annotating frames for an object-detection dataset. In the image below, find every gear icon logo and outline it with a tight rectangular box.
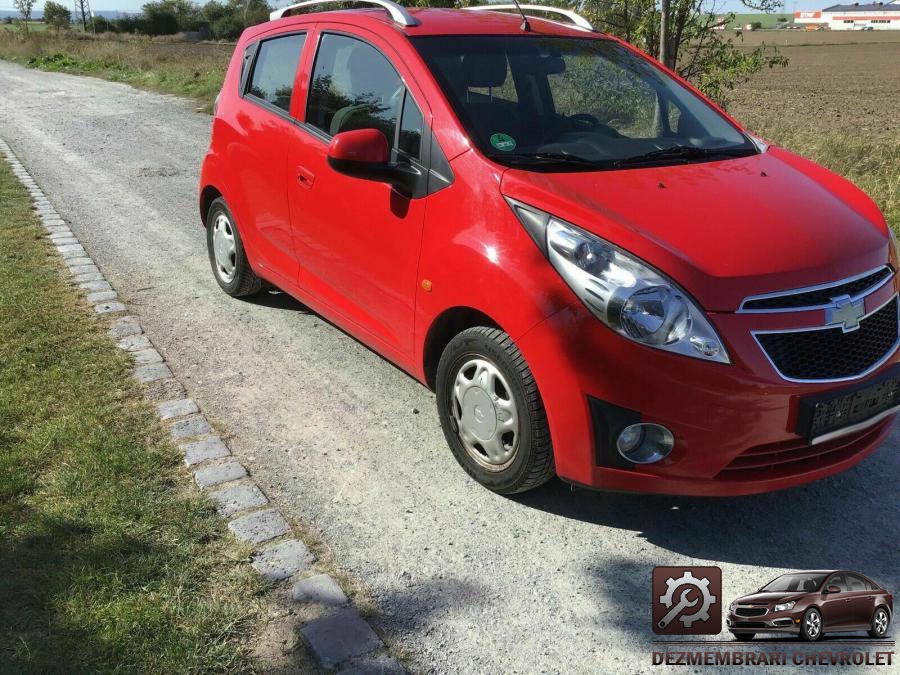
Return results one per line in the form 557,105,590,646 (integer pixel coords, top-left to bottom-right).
652,566,722,635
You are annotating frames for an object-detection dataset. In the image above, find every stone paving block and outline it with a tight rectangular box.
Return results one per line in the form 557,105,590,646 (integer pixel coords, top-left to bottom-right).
53,237,79,247
193,461,247,489
86,290,117,303
42,218,66,227
210,482,268,518
73,271,104,283
69,260,97,272
169,415,212,439
58,245,87,259
301,608,383,669
251,539,314,582
117,333,151,352
132,347,163,365
72,266,100,278
95,301,126,314
157,398,198,420
48,231,73,240
80,280,112,293
181,436,230,466
143,378,187,402
337,655,406,675
292,574,347,606
227,508,289,545
108,315,142,338
134,362,173,383
46,225,70,234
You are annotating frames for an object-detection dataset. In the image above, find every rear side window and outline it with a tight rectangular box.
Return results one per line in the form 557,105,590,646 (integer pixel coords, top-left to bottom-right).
845,574,873,591
307,33,419,155
247,33,306,113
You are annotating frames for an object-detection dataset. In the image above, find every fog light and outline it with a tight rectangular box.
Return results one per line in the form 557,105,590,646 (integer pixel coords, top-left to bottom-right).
616,423,674,464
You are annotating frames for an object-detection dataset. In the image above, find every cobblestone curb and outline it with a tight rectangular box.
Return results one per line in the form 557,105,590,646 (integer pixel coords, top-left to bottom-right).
0,139,405,674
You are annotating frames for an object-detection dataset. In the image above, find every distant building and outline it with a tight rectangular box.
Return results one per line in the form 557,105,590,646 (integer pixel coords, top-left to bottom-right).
795,1,900,29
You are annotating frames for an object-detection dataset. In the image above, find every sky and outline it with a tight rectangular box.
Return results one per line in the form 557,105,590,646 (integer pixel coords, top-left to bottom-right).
0,0,843,17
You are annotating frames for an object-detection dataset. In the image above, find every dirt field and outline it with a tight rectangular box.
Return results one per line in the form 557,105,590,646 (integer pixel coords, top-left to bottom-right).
732,28,900,47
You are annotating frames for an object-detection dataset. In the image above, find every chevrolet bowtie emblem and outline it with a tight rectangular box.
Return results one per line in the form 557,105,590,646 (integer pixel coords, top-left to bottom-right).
826,295,865,333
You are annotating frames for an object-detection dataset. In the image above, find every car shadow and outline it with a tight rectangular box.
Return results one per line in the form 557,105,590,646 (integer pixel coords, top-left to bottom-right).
511,425,899,581
240,289,312,312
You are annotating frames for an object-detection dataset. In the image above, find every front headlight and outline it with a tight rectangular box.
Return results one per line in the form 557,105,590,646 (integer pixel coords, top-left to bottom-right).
774,601,796,612
508,199,729,363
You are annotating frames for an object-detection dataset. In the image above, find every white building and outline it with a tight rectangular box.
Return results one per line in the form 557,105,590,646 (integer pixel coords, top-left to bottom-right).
795,1,900,29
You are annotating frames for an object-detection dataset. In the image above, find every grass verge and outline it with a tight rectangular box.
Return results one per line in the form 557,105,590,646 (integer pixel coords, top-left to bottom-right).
0,32,229,110
0,157,264,672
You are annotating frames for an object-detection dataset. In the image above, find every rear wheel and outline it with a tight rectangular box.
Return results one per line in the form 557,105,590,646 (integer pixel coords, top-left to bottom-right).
206,197,262,297
799,608,823,642
436,327,555,494
868,607,890,638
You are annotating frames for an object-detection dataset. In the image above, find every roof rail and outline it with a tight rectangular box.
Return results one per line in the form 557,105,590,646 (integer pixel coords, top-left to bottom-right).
269,0,420,26
463,4,595,31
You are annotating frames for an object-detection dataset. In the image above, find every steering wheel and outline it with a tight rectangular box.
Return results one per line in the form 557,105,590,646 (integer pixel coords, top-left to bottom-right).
567,113,622,138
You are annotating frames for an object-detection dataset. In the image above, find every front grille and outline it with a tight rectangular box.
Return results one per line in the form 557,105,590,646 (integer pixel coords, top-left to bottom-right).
736,607,768,617
742,267,892,311
755,297,898,381
718,419,888,481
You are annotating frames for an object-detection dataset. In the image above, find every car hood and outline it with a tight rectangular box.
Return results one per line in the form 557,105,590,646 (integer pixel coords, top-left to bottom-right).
735,591,807,605
499,147,889,311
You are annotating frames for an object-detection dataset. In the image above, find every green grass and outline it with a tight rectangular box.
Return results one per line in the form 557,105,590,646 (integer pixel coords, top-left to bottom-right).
0,32,228,110
0,158,264,672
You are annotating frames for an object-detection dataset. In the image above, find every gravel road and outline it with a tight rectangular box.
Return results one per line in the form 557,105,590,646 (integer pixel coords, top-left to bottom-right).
1,61,897,673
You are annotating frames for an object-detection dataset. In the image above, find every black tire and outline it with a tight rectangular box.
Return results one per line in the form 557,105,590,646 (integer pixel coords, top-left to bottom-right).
436,326,555,494
731,632,755,641
206,197,262,297
799,608,823,642
868,607,890,638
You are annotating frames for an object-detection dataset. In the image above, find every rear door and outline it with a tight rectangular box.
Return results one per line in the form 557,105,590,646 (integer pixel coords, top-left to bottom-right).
845,574,877,626
229,30,308,286
286,27,430,358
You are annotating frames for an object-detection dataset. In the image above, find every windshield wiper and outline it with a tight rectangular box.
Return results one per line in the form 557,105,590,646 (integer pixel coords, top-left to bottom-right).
613,145,755,167
494,152,613,169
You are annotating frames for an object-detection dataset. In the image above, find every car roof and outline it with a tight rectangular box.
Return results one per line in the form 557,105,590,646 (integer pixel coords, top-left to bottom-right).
264,7,608,39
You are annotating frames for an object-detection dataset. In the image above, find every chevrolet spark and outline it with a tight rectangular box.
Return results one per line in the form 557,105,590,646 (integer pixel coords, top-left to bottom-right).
199,1,899,495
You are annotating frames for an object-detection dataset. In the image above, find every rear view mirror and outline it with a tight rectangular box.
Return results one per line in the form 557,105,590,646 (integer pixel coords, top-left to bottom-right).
825,585,841,594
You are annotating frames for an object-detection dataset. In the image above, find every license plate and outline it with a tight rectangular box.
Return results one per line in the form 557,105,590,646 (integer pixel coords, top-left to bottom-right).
797,363,900,444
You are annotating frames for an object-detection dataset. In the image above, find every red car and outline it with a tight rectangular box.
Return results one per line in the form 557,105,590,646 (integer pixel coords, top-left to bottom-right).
727,570,893,641
199,1,899,495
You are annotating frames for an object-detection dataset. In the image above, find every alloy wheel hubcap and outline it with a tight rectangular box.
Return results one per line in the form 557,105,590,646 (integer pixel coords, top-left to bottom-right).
807,613,820,637
452,358,519,470
875,610,887,635
212,214,236,283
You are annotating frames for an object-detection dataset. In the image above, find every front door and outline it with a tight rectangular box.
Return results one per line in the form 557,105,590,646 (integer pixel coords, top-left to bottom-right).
820,573,855,629
287,30,429,358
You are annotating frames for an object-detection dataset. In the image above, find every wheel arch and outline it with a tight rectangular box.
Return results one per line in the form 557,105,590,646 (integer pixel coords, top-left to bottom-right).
199,185,223,226
422,306,502,390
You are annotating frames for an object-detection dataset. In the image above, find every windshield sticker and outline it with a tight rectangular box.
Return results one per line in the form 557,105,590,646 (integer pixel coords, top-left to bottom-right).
490,133,517,152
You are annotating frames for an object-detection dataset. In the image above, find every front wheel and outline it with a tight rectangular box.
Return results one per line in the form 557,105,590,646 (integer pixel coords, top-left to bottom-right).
436,327,555,494
868,607,890,638
799,608,823,642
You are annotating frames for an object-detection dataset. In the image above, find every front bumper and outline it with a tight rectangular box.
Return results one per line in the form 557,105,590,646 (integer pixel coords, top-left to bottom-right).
727,612,801,634
515,279,899,496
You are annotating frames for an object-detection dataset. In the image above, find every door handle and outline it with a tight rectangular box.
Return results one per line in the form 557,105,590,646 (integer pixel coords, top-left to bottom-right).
845,599,852,603
296,165,315,189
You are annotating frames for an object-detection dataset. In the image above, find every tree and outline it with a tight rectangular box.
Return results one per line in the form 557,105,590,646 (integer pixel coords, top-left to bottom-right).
43,1,72,33
13,0,35,32
580,0,788,105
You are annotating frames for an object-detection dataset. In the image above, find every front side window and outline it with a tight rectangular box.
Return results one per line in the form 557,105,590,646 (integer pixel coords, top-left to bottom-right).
247,33,306,113
412,35,754,171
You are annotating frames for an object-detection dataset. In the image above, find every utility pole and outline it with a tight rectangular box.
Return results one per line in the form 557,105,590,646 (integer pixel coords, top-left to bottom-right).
659,0,669,67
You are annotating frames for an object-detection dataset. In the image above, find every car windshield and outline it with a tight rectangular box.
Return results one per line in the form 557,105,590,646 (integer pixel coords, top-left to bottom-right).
760,573,828,593
412,35,756,171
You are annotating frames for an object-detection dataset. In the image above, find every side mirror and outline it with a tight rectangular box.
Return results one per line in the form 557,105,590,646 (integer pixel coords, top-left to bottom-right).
825,585,841,594
326,128,421,196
